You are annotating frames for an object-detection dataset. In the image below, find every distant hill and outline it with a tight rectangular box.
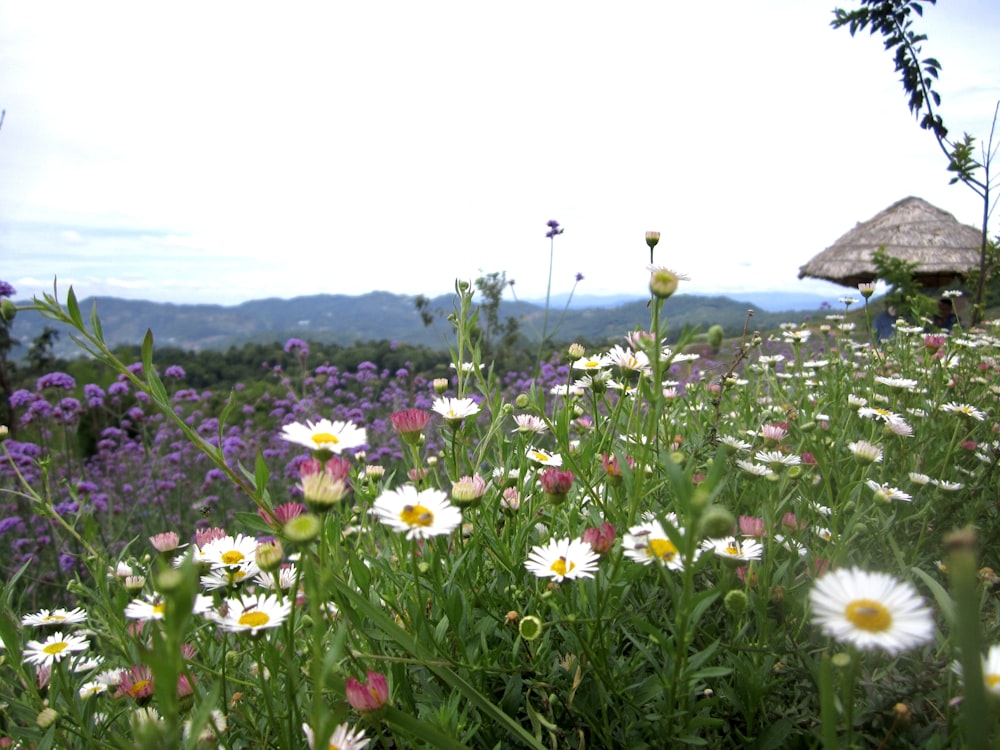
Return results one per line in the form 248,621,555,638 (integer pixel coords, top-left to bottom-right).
527,291,836,312
9,291,827,359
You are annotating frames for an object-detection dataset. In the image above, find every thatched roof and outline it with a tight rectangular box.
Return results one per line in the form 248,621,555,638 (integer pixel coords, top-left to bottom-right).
798,196,982,288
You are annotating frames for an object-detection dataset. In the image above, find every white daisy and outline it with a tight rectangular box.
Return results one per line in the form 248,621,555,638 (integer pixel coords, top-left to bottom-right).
939,402,985,421
847,440,883,462
809,567,933,655
865,480,912,503
79,681,108,699
200,534,260,571
200,564,260,590
524,537,600,582
21,607,88,628
512,414,548,434
431,396,481,422
526,447,562,467
214,593,292,636
23,631,90,667
858,406,904,424
623,519,694,570
909,472,932,485
303,722,370,750
874,376,919,391
549,383,585,397
754,450,801,468
718,436,752,452
280,418,367,453
983,645,1000,696
605,344,651,374
571,354,611,371
372,486,462,540
702,536,763,562
736,459,774,478
125,594,214,620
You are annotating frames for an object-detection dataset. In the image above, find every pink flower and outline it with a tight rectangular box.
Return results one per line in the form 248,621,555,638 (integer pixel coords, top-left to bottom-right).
924,334,947,351
195,527,227,548
761,423,788,442
738,515,765,538
149,531,180,553
259,502,306,527
581,523,616,555
539,468,574,500
346,670,389,712
391,409,431,443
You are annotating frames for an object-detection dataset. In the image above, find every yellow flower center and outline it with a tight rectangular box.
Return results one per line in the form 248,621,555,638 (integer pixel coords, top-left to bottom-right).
845,598,892,632
221,550,245,565
312,432,340,446
725,542,741,556
585,360,599,367
400,504,433,527
238,610,271,628
550,556,575,576
986,674,1000,690
153,603,166,616
129,679,151,697
43,641,69,655
531,452,550,462
649,538,678,562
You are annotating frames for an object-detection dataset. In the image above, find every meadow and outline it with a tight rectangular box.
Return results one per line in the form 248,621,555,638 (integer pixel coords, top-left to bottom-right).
0,265,998,749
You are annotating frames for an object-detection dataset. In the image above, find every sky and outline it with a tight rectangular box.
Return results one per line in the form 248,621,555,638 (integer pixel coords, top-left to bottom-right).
2,1,999,307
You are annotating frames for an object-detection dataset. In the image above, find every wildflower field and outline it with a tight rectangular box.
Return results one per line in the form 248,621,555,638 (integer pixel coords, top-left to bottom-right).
1,263,999,749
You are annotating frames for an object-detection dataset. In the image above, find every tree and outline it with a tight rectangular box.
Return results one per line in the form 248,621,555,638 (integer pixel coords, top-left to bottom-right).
832,0,999,323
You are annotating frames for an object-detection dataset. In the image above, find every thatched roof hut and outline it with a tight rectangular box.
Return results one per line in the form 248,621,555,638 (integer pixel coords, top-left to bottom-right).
798,196,981,288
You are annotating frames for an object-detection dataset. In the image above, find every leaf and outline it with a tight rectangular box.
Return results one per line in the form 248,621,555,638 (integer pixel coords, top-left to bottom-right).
88,300,105,342
253,451,270,494
141,329,155,375
327,576,547,750
66,286,83,328
911,566,955,624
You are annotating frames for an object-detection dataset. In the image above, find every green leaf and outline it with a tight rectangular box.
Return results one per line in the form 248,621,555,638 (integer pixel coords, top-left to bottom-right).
381,704,472,750
253,450,270,495
89,299,105,342
141,329,156,375
910,566,955,624
66,286,83,328
328,575,547,750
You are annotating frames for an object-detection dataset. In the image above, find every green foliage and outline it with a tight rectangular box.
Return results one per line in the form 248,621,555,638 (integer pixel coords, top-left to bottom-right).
872,248,937,321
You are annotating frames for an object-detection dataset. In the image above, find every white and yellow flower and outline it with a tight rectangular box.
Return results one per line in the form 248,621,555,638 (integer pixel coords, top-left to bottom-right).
372,486,461,540
23,631,90,667
214,593,291,636
280,418,367,453
524,538,600,582
809,567,933,655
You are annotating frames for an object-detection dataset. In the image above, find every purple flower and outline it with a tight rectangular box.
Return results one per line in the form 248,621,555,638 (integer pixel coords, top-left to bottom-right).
164,365,186,379
284,338,309,356
575,272,584,282
35,372,76,391
0,280,16,298
9,389,35,408
545,220,564,239
83,383,105,407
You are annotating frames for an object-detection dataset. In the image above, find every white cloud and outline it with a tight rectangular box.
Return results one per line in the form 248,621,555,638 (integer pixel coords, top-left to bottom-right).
1,1,998,307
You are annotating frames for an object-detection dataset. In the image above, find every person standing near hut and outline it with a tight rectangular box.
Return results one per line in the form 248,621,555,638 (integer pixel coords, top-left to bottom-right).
932,297,959,332
874,304,898,341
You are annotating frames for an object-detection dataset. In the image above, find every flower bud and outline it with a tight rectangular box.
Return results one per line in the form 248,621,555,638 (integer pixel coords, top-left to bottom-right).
723,589,749,614
283,513,322,543
518,615,543,641
645,231,660,250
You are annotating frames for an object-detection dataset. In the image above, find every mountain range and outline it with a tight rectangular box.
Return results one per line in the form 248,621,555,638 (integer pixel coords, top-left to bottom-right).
9,291,834,358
